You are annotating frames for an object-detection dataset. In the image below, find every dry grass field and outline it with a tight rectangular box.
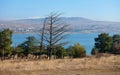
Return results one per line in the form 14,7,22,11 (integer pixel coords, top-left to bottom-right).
0,55,120,75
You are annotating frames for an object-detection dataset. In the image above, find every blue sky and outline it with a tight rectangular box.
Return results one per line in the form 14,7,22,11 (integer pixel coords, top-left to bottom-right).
0,0,120,21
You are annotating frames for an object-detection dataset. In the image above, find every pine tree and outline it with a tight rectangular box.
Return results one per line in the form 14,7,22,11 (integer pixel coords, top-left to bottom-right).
94,33,112,53
0,29,12,60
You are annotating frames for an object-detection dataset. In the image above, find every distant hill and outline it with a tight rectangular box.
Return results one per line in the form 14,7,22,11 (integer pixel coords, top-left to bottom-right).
0,17,120,33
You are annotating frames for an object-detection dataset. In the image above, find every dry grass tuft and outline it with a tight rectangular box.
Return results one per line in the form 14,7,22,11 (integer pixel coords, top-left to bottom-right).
0,55,120,75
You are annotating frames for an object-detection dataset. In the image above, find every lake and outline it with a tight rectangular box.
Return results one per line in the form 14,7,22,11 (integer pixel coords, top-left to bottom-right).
12,33,99,55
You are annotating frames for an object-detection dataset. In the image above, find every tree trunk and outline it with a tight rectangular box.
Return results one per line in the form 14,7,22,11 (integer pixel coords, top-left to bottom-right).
2,49,5,60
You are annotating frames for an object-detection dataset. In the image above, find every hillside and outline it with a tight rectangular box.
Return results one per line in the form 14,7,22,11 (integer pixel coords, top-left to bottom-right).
0,17,120,33
0,55,120,75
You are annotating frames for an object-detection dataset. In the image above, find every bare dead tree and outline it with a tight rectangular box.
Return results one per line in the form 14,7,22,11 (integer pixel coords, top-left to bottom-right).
39,18,46,55
42,13,69,59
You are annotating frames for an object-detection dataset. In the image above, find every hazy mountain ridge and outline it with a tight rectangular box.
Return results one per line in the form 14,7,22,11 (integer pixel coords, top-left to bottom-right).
0,17,120,33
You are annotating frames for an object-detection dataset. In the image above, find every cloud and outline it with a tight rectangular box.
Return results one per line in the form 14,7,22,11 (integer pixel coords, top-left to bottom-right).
28,16,41,19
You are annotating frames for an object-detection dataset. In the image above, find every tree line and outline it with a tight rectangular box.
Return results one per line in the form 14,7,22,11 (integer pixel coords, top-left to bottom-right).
0,30,86,60
0,13,86,60
0,13,120,60
91,33,120,55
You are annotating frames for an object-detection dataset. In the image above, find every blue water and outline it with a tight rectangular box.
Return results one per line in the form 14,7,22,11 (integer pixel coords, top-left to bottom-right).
12,33,98,55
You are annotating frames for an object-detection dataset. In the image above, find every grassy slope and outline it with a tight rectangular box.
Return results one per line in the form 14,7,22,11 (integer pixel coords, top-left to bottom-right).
0,55,120,75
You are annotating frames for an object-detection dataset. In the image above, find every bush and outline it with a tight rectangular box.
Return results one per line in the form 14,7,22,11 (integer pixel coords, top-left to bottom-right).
91,47,98,55
53,46,67,58
70,43,86,58
93,33,120,54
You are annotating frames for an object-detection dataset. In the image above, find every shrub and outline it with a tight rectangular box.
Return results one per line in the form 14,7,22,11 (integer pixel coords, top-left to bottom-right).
54,46,67,58
70,43,86,58
91,47,98,55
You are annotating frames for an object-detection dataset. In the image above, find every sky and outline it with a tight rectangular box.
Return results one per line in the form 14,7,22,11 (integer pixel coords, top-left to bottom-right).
0,0,120,21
